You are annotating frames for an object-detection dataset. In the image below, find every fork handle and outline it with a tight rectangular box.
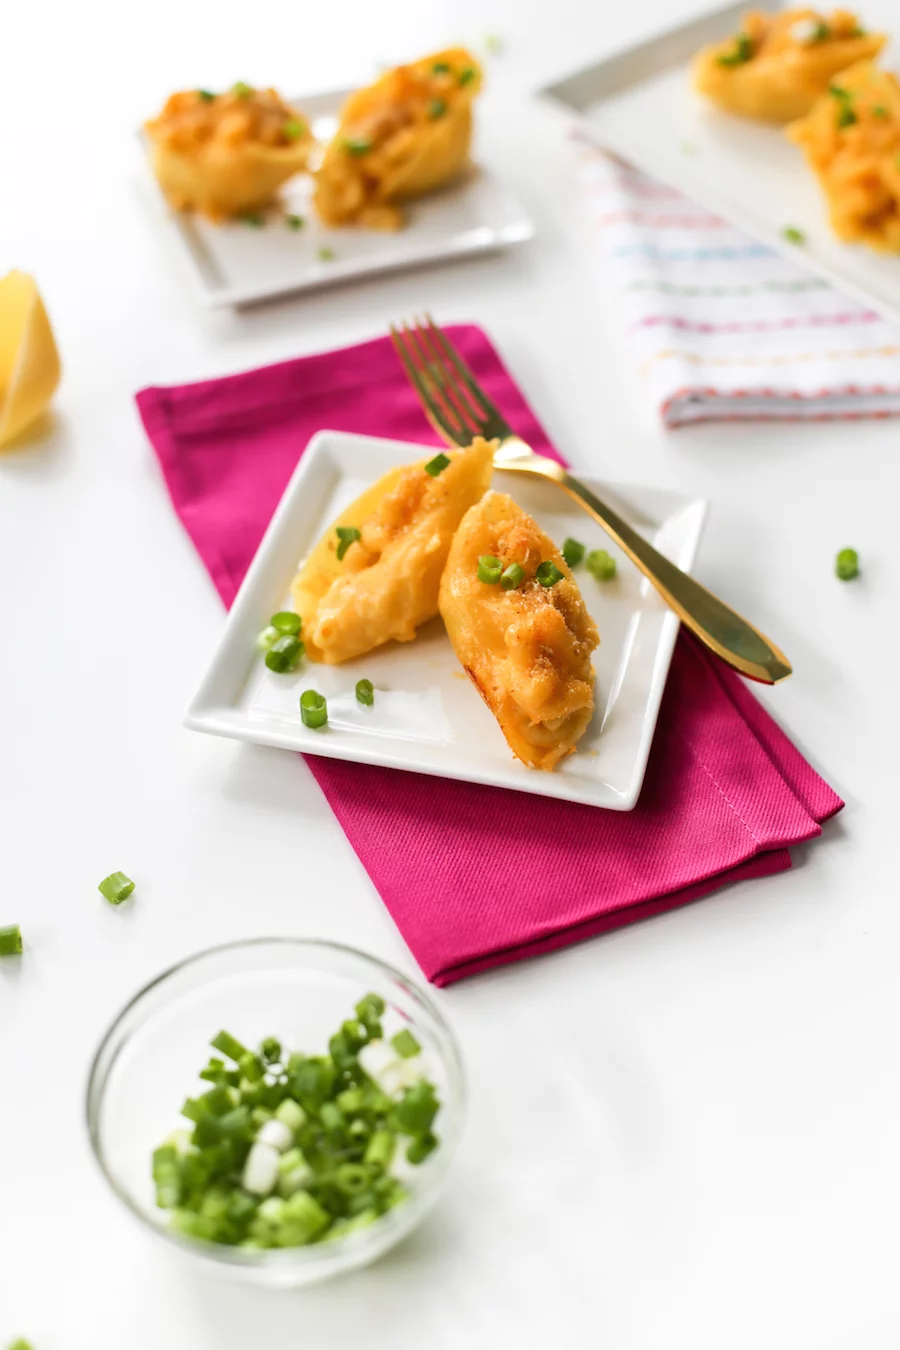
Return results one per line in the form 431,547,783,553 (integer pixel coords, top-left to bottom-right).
560,472,792,685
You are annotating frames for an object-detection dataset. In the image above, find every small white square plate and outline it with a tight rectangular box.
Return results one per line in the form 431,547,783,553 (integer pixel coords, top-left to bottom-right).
541,1,900,328
138,88,534,308
185,432,707,810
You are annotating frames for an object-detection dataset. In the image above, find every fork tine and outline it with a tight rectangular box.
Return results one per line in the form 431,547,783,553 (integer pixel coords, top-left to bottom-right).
422,313,509,428
389,324,465,444
405,320,483,437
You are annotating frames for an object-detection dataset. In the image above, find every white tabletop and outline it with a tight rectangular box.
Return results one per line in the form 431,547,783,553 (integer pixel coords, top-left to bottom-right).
1,1,896,1346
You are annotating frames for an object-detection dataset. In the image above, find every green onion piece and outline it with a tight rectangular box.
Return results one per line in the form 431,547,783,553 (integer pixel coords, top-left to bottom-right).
837,104,857,128
233,81,253,98
406,1132,438,1165
395,1081,440,1136
274,1098,306,1132
872,104,889,119
98,872,135,906
356,991,385,1021
281,1189,330,1242
300,689,328,729
259,1036,282,1064
8,1339,36,1350
427,98,448,120
562,537,585,568
199,1056,226,1083
336,1163,371,1195
835,547,859,580
364,1128,396,1169
829,83,852,101
197,89,216,102
458,67,477,87
317,246,335,262
782,226,806,244
320,1101,344,1134
0,924,23,956
424,451,451,476
285,213,305,230
810,20,830,41
241,212,264,228
342,137,373,156
500,562,525,591
211,1030,249,1063
337,1086,366,1113
257,625,279,651
391,1028,421,1059
717,33,753,66
282,118,306,141
265,635,304,673
238,1052,264,1083
271,611,302,636
586,548,617,581
355,679,374,706
432,61,452,74
336,525,361,560
849,25,866,36
536,560,564,587
478,554,503,584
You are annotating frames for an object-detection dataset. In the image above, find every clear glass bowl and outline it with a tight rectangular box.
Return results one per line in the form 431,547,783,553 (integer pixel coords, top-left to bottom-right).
86,938,466,1288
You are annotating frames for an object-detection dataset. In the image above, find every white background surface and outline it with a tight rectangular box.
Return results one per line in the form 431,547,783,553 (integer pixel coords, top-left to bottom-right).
0,1,896,1346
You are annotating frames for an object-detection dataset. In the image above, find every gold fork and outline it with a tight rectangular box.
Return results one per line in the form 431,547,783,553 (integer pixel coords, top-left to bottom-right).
390,314,791,685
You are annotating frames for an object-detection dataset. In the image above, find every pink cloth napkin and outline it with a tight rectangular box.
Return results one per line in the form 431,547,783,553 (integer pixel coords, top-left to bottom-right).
137,325,843,986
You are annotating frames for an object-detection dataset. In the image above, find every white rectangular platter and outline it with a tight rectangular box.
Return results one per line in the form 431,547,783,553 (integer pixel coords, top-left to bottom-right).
138,88,534,308
540,0,900,328
185,432,707,810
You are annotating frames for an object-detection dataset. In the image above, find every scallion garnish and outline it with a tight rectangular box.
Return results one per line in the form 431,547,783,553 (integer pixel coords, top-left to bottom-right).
8,1340,35,1350
286,214,305,230
211,1030,249,1062
317,246,336,262
343,137,373,156
0,924,23,956
265,635,304,673
233,81,253,98
257,625,279,651
837,104,858,128
500,562,525,591
872,104,889,119
197,89,215,102
586,548,617,581
98,873,135,906
562,537,585,568
335,525,361,561
241,212,264,228
810,20,830,41
782,225,806,244
458,67,476,87
424,452,451,477
432,61,452,74
282,119,306,141
391,1028,420,1059
478,555,503,584
835,547,859,580
536,560,564,587
271,611,302,636
300,689,328,728
717,33,753,66
427,98,448,120
356,679,374,706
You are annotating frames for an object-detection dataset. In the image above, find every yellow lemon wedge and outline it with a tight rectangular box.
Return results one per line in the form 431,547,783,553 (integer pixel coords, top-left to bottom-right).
0,270,62,449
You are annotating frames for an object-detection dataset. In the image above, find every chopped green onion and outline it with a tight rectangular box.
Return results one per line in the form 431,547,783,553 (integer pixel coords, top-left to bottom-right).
395,1080,439,1136
8,1339,36,1350
391,1028,421,1059
239,1052,264,1083
210,1030,249,1063
427,98,447,120
562,537,585,568
300,689,328,729
586,548,617,581
810,20,830,41
458,67,477,87
406,1132,438,1165
336,525,361,560
424,451,451,476
536,560,564,587
0,924,23,956
500,562,525,591
432,61,452,74
271,611,302,636
717,33,753,66
257,625,279,651
478,555,503,584
265,635,304,673
343,137,373,155
835,547,859,580
364,1128,396,1168
356,991,385,1020
829,83,852,101
282,118,306,141
872,104,889,119
98,872,135,906
197,89,216,102
286,213,306,230
336,1162,371,1195
241,212,264,228
782,225,806,244
356,679,374,706
233,81,254,98
317,246,336,262
260,1036,282,1064
837,104,858,128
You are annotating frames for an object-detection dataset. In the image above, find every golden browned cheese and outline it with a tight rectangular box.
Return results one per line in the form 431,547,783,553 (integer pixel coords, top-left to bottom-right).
291,438,495,664
693,9,885,123
787,61,900,250
313,49,482,229
145,86,314,220
439,492,600,772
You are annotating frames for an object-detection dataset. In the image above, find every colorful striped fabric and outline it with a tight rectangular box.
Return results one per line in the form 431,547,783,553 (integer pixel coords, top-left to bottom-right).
574,134,900,427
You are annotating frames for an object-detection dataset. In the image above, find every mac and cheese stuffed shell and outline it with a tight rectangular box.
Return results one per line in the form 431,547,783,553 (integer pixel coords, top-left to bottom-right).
291,438,494,664
787,61,900,250
145,84,314,220
313,49,482,229
439,492,600,772
693,9,885,123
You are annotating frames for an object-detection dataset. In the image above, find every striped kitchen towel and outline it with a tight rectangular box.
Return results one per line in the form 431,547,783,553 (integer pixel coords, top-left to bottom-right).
574,132,900,427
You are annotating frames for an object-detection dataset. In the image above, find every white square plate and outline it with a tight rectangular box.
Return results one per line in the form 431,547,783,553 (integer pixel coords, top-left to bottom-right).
185,432,707,810
541,1,900,328
138,88,534,308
